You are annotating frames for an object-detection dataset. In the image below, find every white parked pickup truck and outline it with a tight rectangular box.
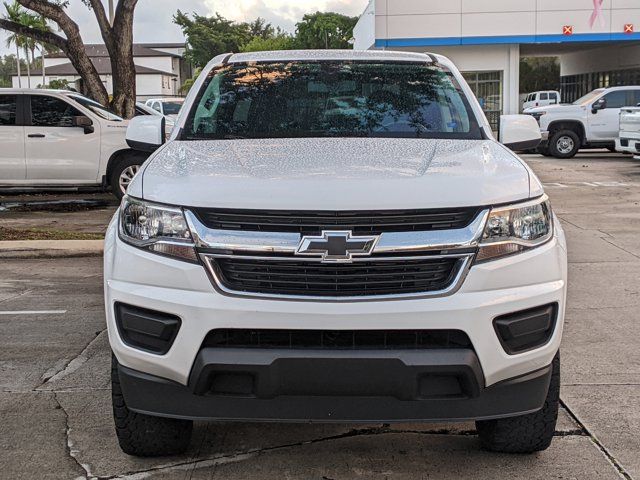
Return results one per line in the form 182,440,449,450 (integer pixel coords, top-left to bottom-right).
105,50,567,457
616,106,640,158
0,89,149,198
526,86,640,158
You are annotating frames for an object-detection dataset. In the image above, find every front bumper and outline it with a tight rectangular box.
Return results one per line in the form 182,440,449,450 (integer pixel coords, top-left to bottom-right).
117,351,553,422
616,135,640,154
104,213,567,421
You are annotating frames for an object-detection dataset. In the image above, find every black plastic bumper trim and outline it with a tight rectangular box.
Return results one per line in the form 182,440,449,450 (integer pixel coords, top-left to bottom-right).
116,350,553,423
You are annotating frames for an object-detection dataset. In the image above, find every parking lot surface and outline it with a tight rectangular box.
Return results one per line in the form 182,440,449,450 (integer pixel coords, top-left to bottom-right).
1,151,639,479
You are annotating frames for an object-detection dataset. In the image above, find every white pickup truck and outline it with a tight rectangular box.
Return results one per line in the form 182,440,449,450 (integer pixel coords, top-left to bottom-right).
526,86,640,158
0,89,149,198
616,106,640,158
106,50,566,457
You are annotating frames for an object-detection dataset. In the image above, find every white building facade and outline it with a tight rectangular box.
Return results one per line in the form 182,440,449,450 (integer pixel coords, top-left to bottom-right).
12,43,191,101
354,0,640,129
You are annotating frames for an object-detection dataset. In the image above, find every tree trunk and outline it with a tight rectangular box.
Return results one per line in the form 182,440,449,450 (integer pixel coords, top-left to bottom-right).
15,44,22,88
41,46,46,87
25,48,31,88
13,0,110,105
64,35,108,105
103,1,137,118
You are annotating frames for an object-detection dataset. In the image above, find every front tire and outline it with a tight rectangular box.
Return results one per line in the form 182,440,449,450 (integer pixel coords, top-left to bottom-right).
109,153,146,200
549,130,580,158
111,355,193,457
476,352,560,454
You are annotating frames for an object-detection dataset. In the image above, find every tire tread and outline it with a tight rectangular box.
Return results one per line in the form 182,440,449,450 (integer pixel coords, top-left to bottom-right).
476,352,560,454
111,355,193,457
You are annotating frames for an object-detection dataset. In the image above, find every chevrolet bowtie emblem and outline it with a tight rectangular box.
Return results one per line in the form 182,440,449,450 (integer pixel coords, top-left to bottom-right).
296,231,379,263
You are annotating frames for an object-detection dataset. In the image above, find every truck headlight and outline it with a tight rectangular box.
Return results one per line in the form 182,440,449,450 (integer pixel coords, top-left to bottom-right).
476,195,553,262
119,196,198,262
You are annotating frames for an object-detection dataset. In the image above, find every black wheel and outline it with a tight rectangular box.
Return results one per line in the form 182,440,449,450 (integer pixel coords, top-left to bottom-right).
476,352,560,454
549,130,580,158
109,153,147,200
111,355,193,457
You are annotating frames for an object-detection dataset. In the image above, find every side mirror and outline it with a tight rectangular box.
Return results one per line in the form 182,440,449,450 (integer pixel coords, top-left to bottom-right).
126,115,166,152
592,98,606,114
73,115,94,134
499,114,541,151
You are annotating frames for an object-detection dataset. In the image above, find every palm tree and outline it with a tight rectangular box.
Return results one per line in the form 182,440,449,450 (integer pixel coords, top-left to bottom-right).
18,11,44,88
3,1,24,88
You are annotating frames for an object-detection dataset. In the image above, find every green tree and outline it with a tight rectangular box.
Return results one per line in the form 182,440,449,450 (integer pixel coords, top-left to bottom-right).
41,78,70,89
174,10,252,68
520,57,560,94
240,31,294,53
293,11,357,49
0,54,26,86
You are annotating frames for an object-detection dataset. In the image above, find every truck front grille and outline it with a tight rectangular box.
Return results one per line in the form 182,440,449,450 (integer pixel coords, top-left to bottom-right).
209,256,462,298
191,207,481,235
202,328,473,350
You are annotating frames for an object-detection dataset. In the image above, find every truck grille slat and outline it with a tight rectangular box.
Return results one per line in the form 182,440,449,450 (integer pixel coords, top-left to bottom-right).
212,257,461,297
192,207,480,234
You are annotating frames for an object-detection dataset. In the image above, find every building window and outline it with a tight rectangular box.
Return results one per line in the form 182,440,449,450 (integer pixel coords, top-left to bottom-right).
462,71,503,132
561,68,640,103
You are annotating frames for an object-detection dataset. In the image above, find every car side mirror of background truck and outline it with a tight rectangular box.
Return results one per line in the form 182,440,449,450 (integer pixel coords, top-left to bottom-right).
126,115,166,152
499,114,541,151
592,98,606,114
73,115,94,134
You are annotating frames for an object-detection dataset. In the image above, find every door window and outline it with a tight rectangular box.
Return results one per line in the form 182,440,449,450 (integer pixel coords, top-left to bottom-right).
30,96,82,127
632,90,640,106
152,102,162,113
601,91,628,109
0,95,17,125
540,93,548,100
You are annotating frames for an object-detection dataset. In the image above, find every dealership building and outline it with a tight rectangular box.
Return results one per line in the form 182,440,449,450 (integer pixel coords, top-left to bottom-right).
353,0,640,129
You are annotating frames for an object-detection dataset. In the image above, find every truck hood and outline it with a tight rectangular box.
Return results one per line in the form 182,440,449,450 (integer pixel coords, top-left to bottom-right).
526,104,584,114
140,138,532,210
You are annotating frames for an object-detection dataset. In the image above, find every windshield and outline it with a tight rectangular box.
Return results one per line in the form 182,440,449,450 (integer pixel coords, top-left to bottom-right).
573,89,605,106
182,61,483,140
68,94,123,121
163,101,183,115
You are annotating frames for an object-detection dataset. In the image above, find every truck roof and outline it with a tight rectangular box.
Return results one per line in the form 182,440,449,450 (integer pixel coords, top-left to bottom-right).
0,88,74,94
226,49,445,65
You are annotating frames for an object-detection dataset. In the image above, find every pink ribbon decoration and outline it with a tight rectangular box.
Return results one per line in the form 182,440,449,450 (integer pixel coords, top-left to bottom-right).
589,0,605,29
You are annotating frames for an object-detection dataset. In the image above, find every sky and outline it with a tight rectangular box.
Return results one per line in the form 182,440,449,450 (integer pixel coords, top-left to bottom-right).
0,0,368,56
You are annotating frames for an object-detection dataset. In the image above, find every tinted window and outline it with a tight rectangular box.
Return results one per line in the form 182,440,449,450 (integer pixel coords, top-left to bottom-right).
540,93,548,100
184,61,483,140
68,94,123,121
162,101,183,115
573,89,605,105
633,90,640,106
602,91,628,109
0,95,17,126
31,96,81,127
550,92,558,100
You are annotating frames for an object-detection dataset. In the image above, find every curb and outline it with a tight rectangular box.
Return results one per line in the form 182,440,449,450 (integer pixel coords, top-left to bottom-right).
0,240,104,259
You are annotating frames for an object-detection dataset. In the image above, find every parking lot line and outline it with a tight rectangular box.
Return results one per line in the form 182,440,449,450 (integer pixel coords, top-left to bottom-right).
0,310,67,315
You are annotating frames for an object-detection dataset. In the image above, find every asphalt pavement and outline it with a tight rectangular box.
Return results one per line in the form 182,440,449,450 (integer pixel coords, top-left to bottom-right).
0,151,639,479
